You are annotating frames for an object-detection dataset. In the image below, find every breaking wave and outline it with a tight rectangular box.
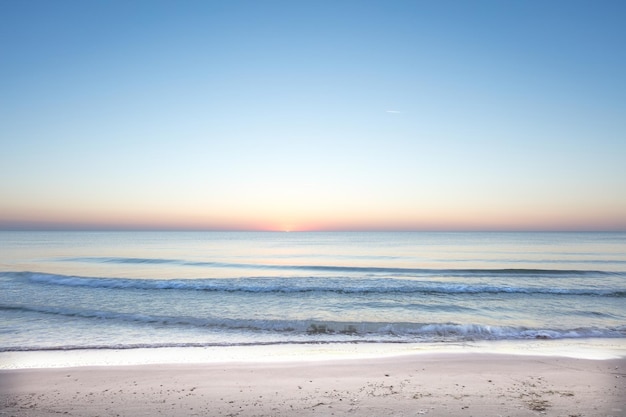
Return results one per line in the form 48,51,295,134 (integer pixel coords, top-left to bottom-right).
4,271,625,297
2,302,625,352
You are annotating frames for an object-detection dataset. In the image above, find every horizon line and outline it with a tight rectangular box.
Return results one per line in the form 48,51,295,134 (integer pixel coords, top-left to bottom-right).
1,226,624,233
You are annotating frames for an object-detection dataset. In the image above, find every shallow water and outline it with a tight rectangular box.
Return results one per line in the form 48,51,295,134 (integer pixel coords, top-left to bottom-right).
1,231,625,352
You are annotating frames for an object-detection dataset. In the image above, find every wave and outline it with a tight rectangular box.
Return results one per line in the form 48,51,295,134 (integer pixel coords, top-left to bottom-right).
0,304,276,331
2,302,625,351
0,340,384,352
62,257,618,277
5,272,625,297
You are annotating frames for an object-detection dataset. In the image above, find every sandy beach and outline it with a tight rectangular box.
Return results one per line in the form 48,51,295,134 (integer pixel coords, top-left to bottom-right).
1,351,625,417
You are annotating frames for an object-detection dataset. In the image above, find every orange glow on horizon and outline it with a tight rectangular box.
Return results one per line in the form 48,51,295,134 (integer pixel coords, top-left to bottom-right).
2,214,624,232
1,198,625,232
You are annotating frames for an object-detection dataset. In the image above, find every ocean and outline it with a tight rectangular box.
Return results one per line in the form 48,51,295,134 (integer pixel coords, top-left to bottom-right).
1,231,625,354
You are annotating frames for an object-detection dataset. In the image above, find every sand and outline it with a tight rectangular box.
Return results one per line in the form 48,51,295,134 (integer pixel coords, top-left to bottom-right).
1,352,625,417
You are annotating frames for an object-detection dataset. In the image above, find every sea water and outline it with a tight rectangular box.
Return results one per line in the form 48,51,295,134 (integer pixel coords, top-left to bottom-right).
1,231,625,354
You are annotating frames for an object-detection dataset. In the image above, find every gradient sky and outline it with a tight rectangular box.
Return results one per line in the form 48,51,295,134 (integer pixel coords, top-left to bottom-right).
1,0,625,231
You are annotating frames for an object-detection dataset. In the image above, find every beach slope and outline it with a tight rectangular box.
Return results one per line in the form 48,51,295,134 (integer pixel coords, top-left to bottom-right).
1,353,625,416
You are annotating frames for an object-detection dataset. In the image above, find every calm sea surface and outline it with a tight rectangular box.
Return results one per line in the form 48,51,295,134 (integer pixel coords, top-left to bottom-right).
1,231,625,352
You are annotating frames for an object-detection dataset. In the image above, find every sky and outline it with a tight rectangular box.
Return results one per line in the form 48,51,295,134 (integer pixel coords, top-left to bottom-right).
1,0,625,232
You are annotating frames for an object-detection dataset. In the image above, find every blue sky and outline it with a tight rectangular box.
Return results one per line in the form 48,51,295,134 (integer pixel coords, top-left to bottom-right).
1,0,625,231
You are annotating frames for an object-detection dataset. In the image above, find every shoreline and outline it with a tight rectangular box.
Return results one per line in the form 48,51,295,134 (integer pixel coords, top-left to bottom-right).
2,338,625,370
2,350,625,417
